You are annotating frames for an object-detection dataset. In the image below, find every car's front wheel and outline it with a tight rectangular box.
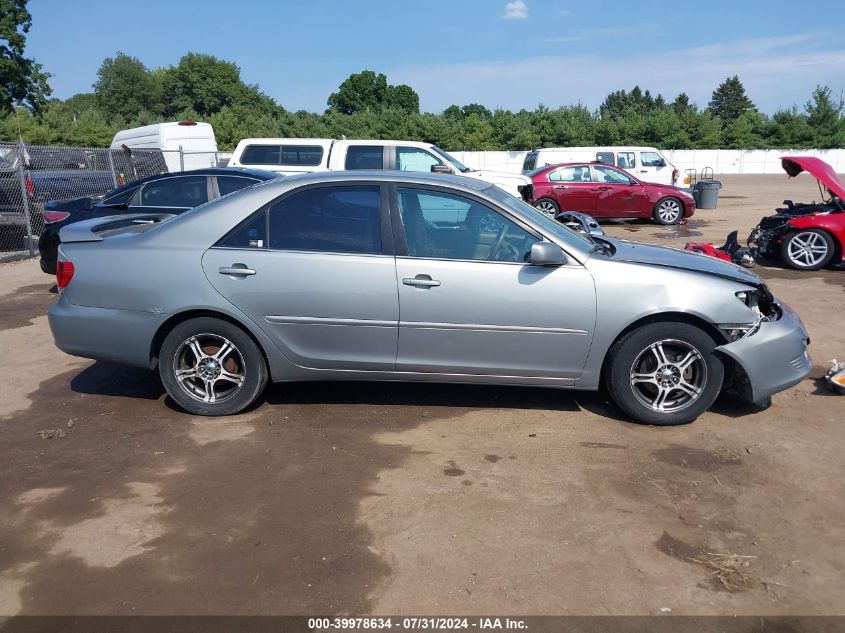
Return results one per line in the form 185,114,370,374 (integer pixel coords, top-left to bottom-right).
605,322,724,425
533,198,560,219
781,229,835,270
159,317,268,416
653,197,683,225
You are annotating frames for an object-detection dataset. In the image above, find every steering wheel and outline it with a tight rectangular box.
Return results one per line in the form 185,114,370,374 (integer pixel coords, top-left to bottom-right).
488,224,509,261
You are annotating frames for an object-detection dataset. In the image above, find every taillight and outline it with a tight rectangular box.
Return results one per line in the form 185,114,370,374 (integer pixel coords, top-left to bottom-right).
56,260,75,290
43,210,70,224
25,176,35,198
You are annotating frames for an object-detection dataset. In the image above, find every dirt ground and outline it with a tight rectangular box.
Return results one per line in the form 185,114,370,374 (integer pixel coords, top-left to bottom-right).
0,174,843,618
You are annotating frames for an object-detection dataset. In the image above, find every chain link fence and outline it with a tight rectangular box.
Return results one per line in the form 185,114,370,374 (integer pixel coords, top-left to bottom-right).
0,142,226,262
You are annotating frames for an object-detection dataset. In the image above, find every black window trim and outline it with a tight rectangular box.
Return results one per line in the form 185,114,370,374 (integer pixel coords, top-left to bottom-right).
213,182,394,257
386,182,545,265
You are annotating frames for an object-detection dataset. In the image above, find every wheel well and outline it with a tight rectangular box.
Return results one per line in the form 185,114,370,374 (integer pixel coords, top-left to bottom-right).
149,309,270,371
599,312,727,383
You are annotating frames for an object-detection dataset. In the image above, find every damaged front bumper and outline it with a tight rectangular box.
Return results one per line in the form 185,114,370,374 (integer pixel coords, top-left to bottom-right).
716,301,811,404
748,216,792,258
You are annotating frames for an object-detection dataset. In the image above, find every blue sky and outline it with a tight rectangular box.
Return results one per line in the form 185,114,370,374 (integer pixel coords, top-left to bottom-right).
26,0,845,114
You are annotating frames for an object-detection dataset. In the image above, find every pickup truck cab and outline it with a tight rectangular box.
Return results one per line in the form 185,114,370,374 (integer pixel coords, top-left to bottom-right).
228,138,531,198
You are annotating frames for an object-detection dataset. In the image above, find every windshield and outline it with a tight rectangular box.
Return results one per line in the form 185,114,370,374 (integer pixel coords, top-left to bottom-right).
431,146,471,173
485,185,594,254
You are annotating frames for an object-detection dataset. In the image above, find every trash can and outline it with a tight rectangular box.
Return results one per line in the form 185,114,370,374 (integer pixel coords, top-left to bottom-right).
694,180,722,209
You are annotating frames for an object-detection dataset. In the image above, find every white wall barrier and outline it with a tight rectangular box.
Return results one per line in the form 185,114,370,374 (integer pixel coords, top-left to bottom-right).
447,149,845,176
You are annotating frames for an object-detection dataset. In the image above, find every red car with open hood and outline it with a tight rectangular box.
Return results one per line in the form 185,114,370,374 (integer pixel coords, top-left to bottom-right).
749,156,845,270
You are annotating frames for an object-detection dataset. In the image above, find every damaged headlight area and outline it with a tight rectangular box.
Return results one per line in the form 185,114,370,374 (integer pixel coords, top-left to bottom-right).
747,215,792,258
718,287,781,342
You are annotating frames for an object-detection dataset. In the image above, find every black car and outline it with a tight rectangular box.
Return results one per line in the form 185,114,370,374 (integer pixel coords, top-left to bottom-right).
38,167,280,274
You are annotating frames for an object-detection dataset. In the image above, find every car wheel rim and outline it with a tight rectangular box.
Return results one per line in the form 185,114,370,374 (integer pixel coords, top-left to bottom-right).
173,333,246,405
658,200,681,223
787,232,828,267
629,339,707,413
534,201,557,218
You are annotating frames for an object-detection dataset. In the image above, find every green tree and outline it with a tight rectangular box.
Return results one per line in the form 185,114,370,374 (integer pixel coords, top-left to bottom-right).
765,107,813,147
326,70,388,114
805,85,845,148
384,84,419,114
326,70,419,115
93,52,163,121
164,53,277,118
0,0,51,113
708,75,755,123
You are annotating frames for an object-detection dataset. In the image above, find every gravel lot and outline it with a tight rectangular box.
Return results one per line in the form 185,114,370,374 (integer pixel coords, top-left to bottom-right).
0,174,843,617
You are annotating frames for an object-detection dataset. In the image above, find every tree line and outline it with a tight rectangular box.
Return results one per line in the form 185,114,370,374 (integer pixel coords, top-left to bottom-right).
2,2,844,152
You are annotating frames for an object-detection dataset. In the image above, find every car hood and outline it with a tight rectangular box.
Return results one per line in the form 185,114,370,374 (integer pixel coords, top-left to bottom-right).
464,169,531,185
603,237,763,286
782,156,845,199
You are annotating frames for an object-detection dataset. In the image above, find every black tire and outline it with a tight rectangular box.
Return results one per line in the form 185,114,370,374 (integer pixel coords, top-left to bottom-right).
159,317,268,416
533,198,560,219
781,229,835,271
652,197,684,225
605,322,724,425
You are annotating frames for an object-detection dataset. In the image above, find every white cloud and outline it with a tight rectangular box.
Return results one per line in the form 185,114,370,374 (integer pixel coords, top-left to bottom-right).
503,1,528,20
389,32,845,114
559,8,571,16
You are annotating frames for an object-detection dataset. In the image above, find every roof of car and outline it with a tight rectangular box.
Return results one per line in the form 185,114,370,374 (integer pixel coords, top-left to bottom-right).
259,170,495,191
105,166,280,196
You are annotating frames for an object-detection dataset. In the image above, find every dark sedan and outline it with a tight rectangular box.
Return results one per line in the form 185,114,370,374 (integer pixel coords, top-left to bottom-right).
526,162,695,225
38,167,280,274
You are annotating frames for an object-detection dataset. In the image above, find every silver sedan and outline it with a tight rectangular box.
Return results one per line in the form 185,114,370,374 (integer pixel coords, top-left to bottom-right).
48,172,811,425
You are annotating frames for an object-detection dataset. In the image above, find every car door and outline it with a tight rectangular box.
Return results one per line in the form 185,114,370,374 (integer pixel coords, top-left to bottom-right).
201,183,399,371
592,165,646,217
391,185,596,379
547,165,598,213
129,175,211,215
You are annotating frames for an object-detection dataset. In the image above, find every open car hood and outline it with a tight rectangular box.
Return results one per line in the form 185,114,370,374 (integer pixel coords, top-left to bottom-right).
782,156,845,200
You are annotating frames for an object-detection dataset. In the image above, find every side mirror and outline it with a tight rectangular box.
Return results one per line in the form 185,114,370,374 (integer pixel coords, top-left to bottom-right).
530,242,566,266
431,164,451,174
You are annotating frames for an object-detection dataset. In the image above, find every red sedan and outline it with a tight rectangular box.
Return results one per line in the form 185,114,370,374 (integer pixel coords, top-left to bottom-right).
527,162,696,225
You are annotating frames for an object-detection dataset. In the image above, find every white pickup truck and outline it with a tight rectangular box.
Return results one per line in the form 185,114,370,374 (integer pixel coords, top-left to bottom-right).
227,138,531,199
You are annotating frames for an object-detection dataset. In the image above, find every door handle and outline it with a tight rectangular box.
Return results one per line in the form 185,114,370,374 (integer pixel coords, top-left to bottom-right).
553,185,567,190
403,275,441,288
598,186,611,191
218,264,256,277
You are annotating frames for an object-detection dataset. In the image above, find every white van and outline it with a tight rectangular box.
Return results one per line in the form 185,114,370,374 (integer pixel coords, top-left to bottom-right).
228,138,531,198
522,146,679,186
110,122,219,173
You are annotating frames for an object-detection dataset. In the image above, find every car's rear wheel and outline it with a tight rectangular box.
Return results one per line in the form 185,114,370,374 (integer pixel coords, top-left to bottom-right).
653,197,683,225
781,229,835,270
605,322,724,425
533,198,559,219
159,317,268,416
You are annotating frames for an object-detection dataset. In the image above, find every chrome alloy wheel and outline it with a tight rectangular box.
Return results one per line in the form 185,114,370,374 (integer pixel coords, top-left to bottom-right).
657,199,682,223
534,200,558,218
786,231,829,268
629,339,707,413
172,333,246,404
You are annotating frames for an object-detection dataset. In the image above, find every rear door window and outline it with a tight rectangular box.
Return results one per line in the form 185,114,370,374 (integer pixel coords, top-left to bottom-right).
268,185,382,254
549,166,590,182
137,176,209,208
345,145,384,170
218,212,267,249
616,152,635,169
